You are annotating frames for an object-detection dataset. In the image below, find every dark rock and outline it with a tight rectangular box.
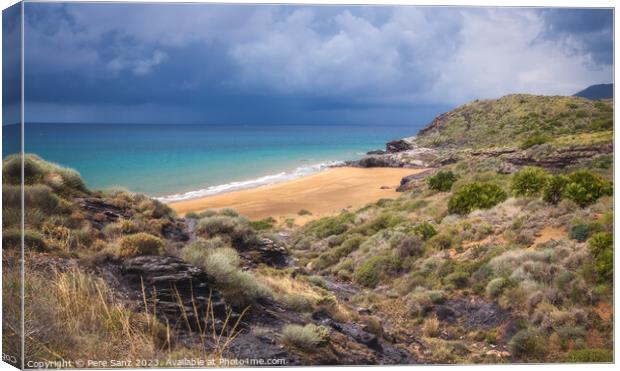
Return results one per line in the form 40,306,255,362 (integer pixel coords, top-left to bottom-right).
433,297,509,330
380,185,391,190
352,155,405,168
396,170,433,192
386,139,413,153
367,149,386,155
79,198,129,229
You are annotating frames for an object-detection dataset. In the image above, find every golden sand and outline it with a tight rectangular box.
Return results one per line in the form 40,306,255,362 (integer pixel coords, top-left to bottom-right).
168,167,427,224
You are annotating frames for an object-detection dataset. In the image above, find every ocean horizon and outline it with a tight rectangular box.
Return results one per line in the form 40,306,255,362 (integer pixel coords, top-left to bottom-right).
3,122,422,201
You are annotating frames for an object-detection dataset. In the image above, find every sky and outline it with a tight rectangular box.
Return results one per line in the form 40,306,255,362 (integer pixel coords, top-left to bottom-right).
2,3,614,125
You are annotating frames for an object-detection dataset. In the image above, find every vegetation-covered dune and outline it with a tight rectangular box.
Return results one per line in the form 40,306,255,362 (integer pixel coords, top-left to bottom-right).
2,93,613,366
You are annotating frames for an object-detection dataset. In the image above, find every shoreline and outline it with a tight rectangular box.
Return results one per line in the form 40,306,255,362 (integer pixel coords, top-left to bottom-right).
168,166,426,223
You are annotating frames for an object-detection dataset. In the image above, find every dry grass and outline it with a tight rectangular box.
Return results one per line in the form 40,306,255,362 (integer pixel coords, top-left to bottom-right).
21,267,244,365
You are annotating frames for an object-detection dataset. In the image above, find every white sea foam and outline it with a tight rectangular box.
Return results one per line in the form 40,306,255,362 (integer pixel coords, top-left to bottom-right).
156,160,345,203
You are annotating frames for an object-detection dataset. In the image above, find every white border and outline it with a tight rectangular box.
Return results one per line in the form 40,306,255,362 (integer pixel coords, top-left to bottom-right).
0,1,617,371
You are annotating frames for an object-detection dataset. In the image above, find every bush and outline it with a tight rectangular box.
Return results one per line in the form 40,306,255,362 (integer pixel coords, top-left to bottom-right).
413,222,437,240
564,348,613,362
569,223,590,242
486,277,508,298
298,209,312,216
562,170,612,207
543,175,568,204
508,329,543,358
422,316,441,337
2,154,88,193
118,233,164,257
427,171,458,192
448,183,507,215
198,215,258,247
3,228,47,251
588,232,613,282
520,134,548,149
282,324,329,350
249,217,276,231
355,254,401,288
304,212,354,238
426,233,455,250
511,167,549,197
180,242,272,306
395,235,424,258
445,271,469,288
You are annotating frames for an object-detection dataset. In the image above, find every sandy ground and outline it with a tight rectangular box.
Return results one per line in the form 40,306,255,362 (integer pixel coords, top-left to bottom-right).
168,167,427,224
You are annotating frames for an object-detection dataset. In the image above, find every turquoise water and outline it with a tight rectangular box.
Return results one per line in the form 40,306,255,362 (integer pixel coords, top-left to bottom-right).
4,123,421,199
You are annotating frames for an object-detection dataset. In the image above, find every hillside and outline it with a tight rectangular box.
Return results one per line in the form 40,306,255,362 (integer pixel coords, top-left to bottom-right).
575,84,613,100
414,94,612,149
2,93,614,365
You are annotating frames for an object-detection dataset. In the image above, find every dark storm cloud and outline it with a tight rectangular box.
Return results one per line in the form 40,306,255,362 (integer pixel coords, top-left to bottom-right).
540,8,613,65
18,3,613,125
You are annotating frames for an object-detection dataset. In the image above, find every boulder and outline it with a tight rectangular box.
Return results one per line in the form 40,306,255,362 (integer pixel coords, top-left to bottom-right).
386,139,413,153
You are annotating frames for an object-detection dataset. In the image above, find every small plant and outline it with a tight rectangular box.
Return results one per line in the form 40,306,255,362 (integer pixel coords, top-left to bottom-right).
282,324,329,350
427,171,458,192
569,223,590,242
542,175,568,204
298,209,313,216
511,167,549,196
520,133,548,149
508,329,543,358
564,348,613,362
562,170,613,207
448,183,507,215
249,217,276,231
355,254,401,288
422,316,441,337
426,233,455,250
198,215,258,247
588,232,613,283
413,222,437,240
117,233,164,257
486,277,507,298
445,271,469,288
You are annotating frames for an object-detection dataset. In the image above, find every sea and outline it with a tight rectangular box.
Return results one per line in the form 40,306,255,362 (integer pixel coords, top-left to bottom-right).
2,123,423,201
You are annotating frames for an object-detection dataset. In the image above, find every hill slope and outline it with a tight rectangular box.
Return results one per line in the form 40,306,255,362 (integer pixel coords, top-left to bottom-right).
415,94,612,149
574,84,613,100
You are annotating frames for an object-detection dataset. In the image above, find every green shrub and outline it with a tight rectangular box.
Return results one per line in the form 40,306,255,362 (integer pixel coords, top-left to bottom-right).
282,324,329,350
511,167,549,197
198,215,258,247
304,212,354,238
413,222,437,240
448,183,508,215
180,242,272,306
298,209,312,216
2,154,87,193
395,235,424,258
355,254,401,288
508,329,543,358
3,228,47,251
445,271,469,288
249,217,276,231
118,233,164,257
569,223,590,242
564,348,613,362
520,134,548,149
219,208,239,217
563,171,612,207
542,175,568,204
426,233,455,250
486,277,508,298
588,232,613,282
427,171,458,192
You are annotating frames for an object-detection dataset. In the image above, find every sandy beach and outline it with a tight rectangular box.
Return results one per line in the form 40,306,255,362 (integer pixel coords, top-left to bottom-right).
168,167,427,223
